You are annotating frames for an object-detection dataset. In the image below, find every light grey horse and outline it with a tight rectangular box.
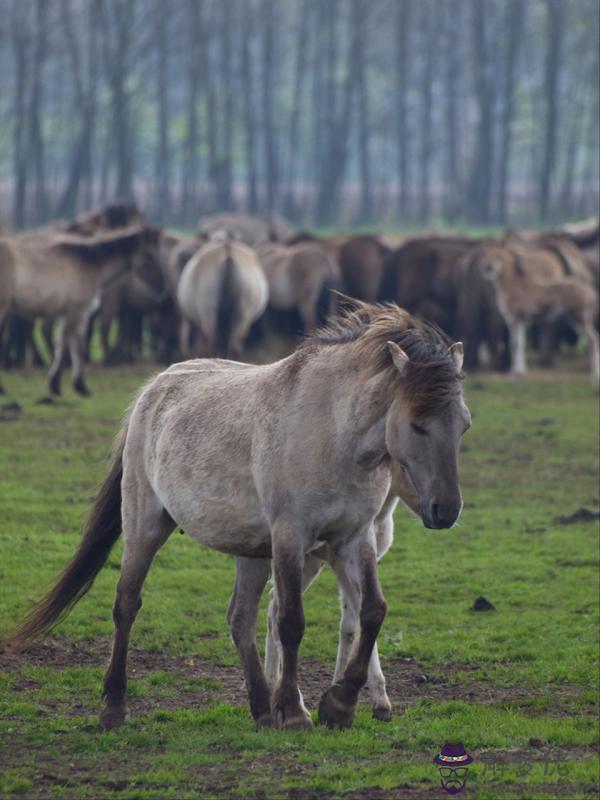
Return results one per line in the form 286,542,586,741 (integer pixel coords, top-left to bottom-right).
5,302,469,732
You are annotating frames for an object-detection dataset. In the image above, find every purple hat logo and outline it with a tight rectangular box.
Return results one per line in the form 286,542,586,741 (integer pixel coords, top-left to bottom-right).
433,743,473,795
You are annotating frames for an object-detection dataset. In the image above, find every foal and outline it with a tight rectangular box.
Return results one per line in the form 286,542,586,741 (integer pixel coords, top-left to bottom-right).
6,303,470,731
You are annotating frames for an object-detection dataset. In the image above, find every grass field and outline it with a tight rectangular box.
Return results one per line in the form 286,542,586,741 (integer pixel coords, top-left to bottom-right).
0,361,598,800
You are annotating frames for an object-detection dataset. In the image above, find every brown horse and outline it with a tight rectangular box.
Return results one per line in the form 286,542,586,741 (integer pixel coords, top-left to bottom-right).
338,235,391,302
0,225,163,395
382,236,478,337
4,302,469,732
62,202,146,236
470,241,599,384
256,241,339,332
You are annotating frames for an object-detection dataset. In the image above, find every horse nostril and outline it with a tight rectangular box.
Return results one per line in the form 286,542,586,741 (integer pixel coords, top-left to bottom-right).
431,503,440,525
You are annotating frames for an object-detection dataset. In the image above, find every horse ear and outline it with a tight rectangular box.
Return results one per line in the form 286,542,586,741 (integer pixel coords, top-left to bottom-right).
387,341,409,374
449,342,464,372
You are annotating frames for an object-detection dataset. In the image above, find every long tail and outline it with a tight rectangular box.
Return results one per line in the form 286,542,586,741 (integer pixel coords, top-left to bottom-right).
3,429,126,653
216,247,236,357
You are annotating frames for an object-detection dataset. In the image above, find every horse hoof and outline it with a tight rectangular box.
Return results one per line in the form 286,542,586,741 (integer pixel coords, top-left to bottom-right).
73,379,91,397
99,705,127,730
255,713,274,729
49,379,61,396
274,707,313,731
372,705,392,722
318,685,355,729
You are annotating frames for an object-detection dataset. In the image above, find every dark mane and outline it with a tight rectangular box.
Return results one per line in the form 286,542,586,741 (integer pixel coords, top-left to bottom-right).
306,302,462,417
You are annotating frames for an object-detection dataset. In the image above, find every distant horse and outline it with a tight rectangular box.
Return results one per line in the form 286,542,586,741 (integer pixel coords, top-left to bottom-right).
471,241,599,385
177,240,268,359
256,241,339,332
0,226,163,395
62,202,146,236
338,235,391,302
4,302,469,732
198,212,294,246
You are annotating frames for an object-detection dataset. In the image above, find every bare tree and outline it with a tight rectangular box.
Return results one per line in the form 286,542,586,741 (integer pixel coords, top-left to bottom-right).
467,0,495,223
539,0,564,220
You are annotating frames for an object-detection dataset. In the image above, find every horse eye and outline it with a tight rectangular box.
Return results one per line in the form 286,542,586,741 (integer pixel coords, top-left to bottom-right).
410,423,428,436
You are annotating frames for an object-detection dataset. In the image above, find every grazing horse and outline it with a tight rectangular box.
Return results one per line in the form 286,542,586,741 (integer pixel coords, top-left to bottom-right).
4,303,470,732
177,240,269,359
256,241,339,333
472,242,599,385
0,226,163,396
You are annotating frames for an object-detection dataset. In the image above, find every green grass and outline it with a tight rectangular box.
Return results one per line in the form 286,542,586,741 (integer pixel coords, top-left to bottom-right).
0,363,598,799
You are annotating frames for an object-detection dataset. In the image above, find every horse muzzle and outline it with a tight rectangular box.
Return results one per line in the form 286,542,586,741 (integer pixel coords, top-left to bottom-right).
422,500,462,529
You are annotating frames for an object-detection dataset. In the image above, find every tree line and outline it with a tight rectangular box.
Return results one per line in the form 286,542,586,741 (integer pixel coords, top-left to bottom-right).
0,0,598,230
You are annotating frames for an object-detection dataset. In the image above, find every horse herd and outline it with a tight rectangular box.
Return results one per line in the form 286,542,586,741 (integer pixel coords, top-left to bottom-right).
0,205,599,397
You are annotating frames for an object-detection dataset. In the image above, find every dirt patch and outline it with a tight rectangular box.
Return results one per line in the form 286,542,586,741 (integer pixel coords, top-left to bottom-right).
0,637,590,721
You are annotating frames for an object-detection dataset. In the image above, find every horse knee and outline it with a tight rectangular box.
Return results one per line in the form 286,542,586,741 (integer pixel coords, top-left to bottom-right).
360,598,387,636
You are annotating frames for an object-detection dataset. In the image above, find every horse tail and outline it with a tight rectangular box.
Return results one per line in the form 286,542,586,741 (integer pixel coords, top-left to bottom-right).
216,246,236,357
4,427,127,653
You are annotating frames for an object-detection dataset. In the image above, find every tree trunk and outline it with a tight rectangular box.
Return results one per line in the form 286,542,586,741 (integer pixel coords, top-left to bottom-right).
28,0,49,223
154,5,170,222
539,0,564,220
395,0,411,222
181,0,202,223
241,0,258,213
497,0,525,223
442,0,462,221
467,0,494,223
283,1,310,219
11,1,30,228
262,0,277,211
418,2,435,224
355,0,371,223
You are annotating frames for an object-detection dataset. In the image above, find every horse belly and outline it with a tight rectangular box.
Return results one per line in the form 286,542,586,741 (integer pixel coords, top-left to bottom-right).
155,468,272,558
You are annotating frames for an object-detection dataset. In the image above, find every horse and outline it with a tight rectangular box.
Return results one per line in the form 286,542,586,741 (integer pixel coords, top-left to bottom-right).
62,202,146,236
0,225,164,396
255,461,420,722
256,241,339,333
198,212,295,246
4,302,470,732
471,241,599,385
381,236,478,338
177,240,269,359
337,235,391,302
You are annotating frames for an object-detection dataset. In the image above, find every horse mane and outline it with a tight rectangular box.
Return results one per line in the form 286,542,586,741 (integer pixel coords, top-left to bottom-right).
304,301,463,418
50,226,145,264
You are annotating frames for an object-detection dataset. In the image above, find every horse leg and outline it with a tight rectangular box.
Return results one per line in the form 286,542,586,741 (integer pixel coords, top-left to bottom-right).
572,314,600,388
331,559,392,722
270,524,313,729
265,554,323,690
41,318,54,362
319,536,387,729
298,299,318,334
48,318,69,395
100,493,174,729
228,557,272,727
585,324,600,388
178,318,192,358
70,318,91,396
509,317,527,377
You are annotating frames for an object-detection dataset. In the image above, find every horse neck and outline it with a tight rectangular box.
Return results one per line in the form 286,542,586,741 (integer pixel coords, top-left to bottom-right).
308,347,396,463
96,252,132,289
